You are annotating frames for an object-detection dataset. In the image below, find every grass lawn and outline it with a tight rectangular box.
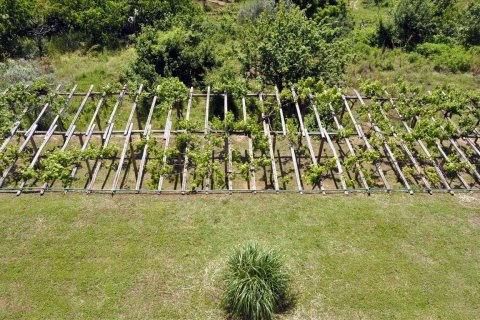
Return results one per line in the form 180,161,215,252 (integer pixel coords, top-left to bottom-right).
0,193,479,319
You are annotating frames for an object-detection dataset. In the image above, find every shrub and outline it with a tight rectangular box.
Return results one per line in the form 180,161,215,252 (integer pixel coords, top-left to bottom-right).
393,0,455,47
291,0,349,22
459,2,480,46
371,19,395,48
241,1,348,87
238,0,275,23
416,43,472,73
222,243,292,320
131,22,218,86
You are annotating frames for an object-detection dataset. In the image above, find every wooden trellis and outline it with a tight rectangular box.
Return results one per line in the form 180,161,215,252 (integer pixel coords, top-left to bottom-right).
0,84,479,195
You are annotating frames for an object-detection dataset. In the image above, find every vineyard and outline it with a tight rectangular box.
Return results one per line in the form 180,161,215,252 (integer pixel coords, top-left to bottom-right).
0,80,479,195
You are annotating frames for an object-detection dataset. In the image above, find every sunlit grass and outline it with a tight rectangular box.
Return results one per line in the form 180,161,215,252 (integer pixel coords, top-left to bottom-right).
0,193,479,319
48,48,136,91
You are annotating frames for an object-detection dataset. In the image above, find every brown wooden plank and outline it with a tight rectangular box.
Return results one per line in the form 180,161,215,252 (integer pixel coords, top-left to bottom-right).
242,97,256,192
342,95,390,191
354,90,412,193
259,93,279,191
328,103,369,192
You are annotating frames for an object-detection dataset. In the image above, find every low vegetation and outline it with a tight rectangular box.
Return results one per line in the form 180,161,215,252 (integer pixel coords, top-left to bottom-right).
0,193,479,319
222,243,292,320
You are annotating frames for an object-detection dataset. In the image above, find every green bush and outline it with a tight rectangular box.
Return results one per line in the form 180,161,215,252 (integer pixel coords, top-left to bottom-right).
459,2,480,46
416,43,472,73
238,0,275,23
222,243,292,320
371,19,395,48
130,22,218,86
241,1,348,87
393,0,455,47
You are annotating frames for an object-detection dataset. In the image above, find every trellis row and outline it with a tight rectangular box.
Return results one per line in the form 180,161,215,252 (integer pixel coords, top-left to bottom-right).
0,85,479,195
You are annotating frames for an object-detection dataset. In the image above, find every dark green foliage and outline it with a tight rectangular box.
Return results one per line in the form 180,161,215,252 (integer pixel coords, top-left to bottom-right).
0,0,34,59
222,243,291,320
0,0,199,60
290,0,348,20
131,23,218,86
459,2,480,46
393,0,455,47
372,19,395,48
241,1,348,87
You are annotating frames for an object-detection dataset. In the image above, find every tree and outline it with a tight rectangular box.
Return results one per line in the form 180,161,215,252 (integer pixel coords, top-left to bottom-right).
459,2,480,46
290,0,348,20
130,21,218,86
0,0,33,59
393,0,455,47
240,1,348,87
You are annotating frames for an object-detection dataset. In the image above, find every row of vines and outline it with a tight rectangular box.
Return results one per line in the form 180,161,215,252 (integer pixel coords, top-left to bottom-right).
0,78,479,193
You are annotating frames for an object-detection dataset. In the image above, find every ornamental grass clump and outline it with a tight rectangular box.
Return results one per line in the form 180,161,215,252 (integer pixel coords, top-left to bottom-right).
222,243,292,320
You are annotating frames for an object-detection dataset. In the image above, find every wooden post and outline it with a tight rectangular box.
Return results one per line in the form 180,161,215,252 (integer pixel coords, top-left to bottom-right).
181,87,194,194
354,90,412,194
68,92,107,190
388,92,453,194
274,91,302,193
342,95,390,191
135,85,160,191
291,88,325,193
40,85,94,194
259,93,279,191
242,97,256,193
87,86,127,192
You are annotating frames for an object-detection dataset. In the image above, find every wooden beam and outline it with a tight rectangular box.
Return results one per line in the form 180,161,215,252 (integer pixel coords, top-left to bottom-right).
274,92,302,193
354,90,412,194
274,86,287,135
181,87,194,194
135,85,160,191
342,95,390,191
224,92,233,192
111,85,144,192
0,85,76,188
381,98,432,192
388,93,453,193
124,84,144,135
158,104,173,191
291,88,325,193
204,86,210,134
87,86,127,192
309,95,347,193
68,92,107,190
431,115,480,184
328,103,369,192
0,84,62,153
242,97,256,193
111,123,133,192
259,93,279,191
40,85,94,194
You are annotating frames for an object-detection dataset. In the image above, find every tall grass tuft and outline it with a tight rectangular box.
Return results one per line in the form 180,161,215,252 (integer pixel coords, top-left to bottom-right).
222,243,292,320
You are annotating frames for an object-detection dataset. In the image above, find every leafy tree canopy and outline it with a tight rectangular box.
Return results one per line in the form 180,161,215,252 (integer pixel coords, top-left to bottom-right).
240,1,348,88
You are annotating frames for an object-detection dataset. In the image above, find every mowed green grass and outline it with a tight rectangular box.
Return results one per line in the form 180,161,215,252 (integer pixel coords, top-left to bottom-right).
0,193,479,319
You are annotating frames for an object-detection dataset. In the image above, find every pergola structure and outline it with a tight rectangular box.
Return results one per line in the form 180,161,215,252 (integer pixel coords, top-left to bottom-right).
0,84,479,195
